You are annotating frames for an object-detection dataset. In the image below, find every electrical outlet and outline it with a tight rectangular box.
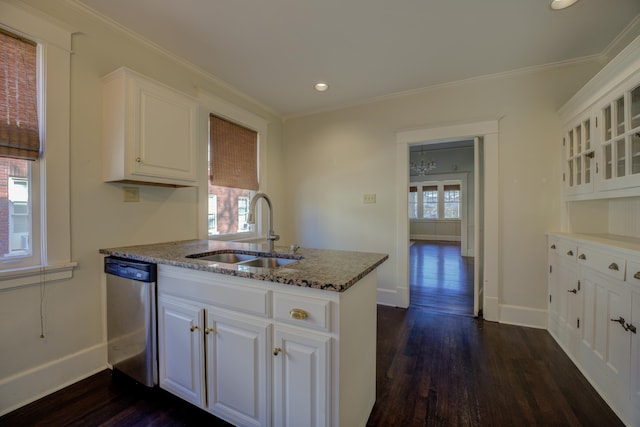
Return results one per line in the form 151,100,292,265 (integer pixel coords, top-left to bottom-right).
123,186,140,202
363,193,376,204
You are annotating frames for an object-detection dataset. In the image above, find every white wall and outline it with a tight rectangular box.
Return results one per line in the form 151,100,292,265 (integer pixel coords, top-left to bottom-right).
282,60,604,325
0,0,283,414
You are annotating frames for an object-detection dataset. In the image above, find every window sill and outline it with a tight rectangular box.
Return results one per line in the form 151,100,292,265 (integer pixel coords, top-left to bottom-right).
410,218,461,222
0,262,78,291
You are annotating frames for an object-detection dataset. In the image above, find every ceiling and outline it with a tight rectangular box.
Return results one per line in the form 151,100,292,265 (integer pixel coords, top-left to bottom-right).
77,0,640,118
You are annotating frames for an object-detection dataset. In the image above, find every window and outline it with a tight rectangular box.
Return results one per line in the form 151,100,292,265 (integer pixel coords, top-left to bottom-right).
443,184,461,218
1,29,40,266
208,195,217,235
208,114,258,237
422,185,438,219
408,180,461,220
0,2,73,288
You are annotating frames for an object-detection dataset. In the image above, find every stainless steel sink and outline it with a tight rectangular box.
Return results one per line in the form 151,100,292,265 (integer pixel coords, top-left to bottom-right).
191,253,257,263
186,251,301,269
238,257,299,268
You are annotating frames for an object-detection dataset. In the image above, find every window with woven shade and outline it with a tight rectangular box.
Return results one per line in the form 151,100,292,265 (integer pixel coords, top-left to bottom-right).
1,29,38,261
208,114,259,236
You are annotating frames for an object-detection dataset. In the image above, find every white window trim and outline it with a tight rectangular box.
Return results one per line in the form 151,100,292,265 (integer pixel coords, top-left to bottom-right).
0,2,76,289
197,89,269,241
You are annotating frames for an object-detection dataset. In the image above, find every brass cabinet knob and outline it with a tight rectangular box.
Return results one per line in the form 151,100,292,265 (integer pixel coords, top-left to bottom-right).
190,325,199,332
136,157,142,163
608,262,619,271
205,327,215,335
289,308,308,320
273,347,282,356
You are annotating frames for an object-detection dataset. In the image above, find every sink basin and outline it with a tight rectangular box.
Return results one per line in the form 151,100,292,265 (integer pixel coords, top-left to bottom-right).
187,253,257,263
238,257,299,268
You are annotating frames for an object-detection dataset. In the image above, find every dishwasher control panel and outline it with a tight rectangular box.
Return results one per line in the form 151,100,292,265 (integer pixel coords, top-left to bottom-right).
104,256,157,282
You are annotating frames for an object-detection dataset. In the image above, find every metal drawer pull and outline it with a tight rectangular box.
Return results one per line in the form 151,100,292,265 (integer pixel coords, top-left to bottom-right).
626,323,637,334
578,254,586,260
608,262,619,271
567,250,574,256
567,289,577,294
289,308,308,320
550,244,556,249
610,317,626,327
634,272,640,280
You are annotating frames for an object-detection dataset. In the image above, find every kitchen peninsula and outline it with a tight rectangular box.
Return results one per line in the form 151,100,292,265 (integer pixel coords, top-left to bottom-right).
100,239,388,427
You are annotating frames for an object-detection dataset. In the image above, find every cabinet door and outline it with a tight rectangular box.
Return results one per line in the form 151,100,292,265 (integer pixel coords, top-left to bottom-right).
273,327,331,427
157,295,204,406
631,287,640,420
205,309,270,427
132,76,198,183
555,257,579,348
548,245,560,334
563,114,595,197
579,269,631,402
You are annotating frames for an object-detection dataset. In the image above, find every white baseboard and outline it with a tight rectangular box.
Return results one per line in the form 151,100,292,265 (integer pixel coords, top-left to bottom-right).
0,343,107,416
498,304,547,329
483,296,499,322
376,287,408,308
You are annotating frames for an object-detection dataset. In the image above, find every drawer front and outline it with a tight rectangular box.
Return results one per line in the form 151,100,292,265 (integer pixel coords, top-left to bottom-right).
554,239,578,262
577,246,626,281
273,293,331,332
627,260,640,286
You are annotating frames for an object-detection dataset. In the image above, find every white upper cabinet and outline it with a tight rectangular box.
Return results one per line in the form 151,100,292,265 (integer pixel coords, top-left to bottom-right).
559,36,640,201
102,67,198,187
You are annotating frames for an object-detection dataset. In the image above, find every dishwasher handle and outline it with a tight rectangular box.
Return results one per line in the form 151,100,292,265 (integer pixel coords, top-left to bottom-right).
105,256,157,282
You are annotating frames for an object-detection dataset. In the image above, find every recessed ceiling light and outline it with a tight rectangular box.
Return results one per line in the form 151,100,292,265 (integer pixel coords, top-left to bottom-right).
314,82,329,92
550,0,579,10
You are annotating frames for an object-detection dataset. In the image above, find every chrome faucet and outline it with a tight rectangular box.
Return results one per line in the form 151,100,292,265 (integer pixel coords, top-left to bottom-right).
247,192,280,252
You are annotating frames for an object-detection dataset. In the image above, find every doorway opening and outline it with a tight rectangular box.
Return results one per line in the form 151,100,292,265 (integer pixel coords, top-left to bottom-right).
395,120,498,320
408,140,476,316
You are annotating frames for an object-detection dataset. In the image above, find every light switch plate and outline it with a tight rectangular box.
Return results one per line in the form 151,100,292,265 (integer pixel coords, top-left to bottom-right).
123,186,140,202
363,193,376,204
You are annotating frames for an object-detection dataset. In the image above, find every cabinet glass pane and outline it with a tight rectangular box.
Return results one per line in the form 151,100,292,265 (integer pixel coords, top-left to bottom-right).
584,119,590,150
568,130,574,157
576,158,582,185
616,138,626,178
568,160,574,187
584,155,591,184
615,97,625,136
604,105,612,141
576,126,582,153
632,85,640,130
605,144,612,179
632,133,640,175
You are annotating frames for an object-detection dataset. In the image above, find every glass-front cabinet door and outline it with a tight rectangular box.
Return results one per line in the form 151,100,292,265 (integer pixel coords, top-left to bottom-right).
598,83,640,191
564,112,595,196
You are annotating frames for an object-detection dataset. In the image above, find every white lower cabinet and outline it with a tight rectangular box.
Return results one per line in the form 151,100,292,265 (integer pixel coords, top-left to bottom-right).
156,264,377,427
273,326,331,427
547,233,640,426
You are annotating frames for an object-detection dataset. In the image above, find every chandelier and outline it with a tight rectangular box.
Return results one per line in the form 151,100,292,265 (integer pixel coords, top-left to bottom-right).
410,148,437,175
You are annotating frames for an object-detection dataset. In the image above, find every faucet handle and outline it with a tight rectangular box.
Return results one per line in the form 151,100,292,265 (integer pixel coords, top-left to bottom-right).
268,232,280,242
290,244,300,253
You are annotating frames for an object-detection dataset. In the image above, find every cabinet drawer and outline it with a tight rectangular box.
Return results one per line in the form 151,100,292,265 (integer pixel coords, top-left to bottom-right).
577,246,626,281
273,293,331,332
552,239,578,261
627,260,640,287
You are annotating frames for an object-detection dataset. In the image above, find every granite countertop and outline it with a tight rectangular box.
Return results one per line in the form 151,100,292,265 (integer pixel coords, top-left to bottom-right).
100,239,388,292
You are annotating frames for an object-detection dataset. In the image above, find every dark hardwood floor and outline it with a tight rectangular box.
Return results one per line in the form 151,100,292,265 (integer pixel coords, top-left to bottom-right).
410,240,474,316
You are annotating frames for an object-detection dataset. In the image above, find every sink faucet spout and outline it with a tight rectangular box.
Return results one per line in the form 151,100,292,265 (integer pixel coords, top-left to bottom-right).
247,192,279,252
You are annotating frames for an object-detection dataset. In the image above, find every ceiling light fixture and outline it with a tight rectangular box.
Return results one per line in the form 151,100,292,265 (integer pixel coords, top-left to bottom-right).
410,148,437,175
550,0,579,10
314,82,329,92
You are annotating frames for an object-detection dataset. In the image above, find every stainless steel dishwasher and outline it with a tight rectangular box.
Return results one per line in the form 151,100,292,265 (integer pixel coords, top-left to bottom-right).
105,256,158,387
